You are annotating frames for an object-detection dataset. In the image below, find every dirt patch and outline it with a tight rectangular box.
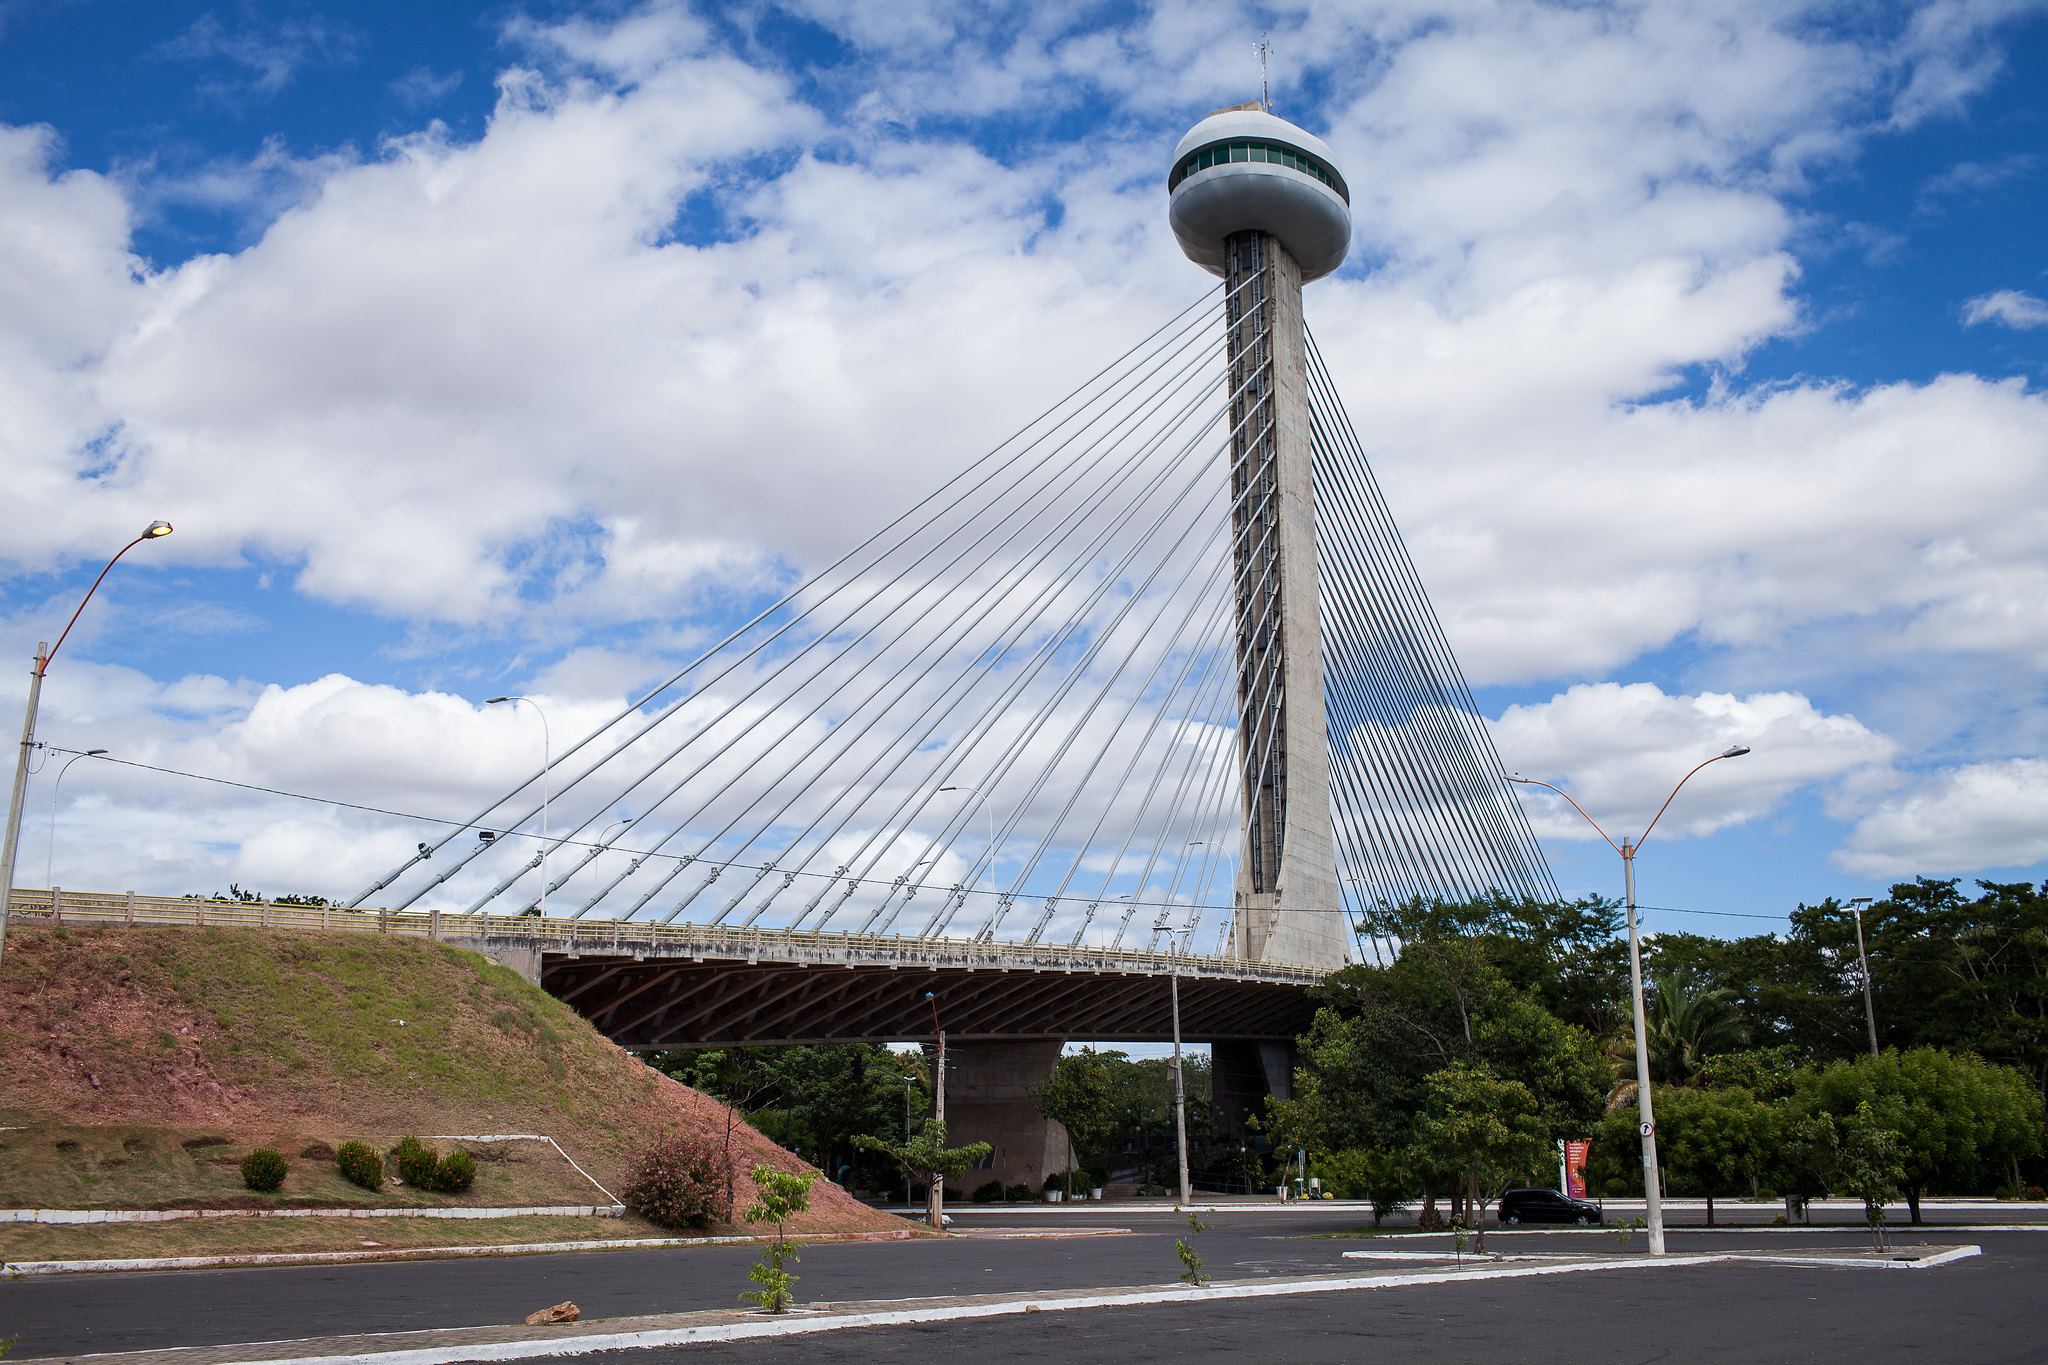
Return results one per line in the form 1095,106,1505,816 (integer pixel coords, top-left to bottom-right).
0,924,907,1238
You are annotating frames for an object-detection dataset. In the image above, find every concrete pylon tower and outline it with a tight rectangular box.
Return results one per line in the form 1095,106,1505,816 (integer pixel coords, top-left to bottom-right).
1169,103,1351,969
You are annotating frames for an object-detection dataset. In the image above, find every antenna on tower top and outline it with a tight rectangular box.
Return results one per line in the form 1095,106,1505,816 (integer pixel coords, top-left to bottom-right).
1255,36,1272,112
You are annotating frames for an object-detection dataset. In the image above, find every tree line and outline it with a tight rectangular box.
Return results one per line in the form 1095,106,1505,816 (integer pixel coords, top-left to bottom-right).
1266,881,2046,1226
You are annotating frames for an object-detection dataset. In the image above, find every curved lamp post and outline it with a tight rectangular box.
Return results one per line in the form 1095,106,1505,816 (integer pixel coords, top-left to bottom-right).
46,748,108,886
486,696,551,919
0,522,172,964
1509,742,1750,1256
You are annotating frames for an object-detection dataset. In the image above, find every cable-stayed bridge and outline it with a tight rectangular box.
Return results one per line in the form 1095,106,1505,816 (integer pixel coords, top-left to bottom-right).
329,105,1556,1184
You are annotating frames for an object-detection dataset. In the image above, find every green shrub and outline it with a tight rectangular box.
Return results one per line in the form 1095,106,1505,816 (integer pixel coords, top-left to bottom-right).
971,1179,1004,1204
1005,1182,1033,1203
1087,1166,1110,1190
622,1132,732,1229
336,1140,384,1190
240,1148,289,1192
437,1149,477,1193
395,1136,439,1188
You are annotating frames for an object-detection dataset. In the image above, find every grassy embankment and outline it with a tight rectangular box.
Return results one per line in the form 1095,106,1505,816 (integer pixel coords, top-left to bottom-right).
0,921,916,1262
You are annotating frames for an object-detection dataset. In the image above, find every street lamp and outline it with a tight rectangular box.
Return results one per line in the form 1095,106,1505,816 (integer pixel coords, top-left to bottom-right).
486,696,551,919
1509,742,1750,1257
46,749,108,886
1845,896,1880,1058
1,521,172,964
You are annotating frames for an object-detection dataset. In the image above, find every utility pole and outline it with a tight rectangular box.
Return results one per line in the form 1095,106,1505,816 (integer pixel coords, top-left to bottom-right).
1171,969,1191,1206
927,991,946,1230
1847,897,1880,1058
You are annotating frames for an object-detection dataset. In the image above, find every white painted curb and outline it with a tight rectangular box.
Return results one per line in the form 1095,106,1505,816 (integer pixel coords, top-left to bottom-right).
0,1205,625,1225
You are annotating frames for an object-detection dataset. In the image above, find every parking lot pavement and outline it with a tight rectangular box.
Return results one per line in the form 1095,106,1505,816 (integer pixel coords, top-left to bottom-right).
1,1205,2037,1360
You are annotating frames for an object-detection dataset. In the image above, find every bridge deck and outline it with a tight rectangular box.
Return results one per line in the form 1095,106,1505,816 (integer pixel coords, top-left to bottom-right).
6,889,1330,1044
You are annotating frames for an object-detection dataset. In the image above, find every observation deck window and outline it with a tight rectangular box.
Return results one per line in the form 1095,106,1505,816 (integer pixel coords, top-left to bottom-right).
1168,139,1349,203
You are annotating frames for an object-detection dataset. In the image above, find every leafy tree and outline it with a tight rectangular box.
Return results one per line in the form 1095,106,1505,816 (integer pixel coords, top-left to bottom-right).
653,1044,927,1196
1766,1108,1841,1217
1410,1064,1550,1251
739,1165,817,1313
1800,1047,2045,1222
1836,1104,1907,1252
1647,928,1860,1060
854,1118,992,1228
1034,1046,1120,1193
1644,972,1748,1085
1693,1046,1801,1100
1653,1086,1774,1224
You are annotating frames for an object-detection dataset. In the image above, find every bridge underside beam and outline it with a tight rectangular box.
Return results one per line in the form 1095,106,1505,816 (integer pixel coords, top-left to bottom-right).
542,954,1315,1047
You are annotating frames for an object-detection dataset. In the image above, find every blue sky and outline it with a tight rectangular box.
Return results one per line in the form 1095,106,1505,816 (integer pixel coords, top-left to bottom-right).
1,0,2045,944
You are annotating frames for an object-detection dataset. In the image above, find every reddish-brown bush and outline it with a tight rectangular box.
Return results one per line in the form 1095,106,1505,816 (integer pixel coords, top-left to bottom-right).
621,1132,733,1230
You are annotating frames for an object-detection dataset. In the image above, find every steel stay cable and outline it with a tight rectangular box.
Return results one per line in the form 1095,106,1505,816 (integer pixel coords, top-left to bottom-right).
769,382,1249,933
1021,483,1290,945
347,286,1229,910
1306,334,1556,897
537,324,1239,923
704,336,1257,928
839,398,1272,934
1307,386,1543,902
981,549,1234,939
459,312,1241,917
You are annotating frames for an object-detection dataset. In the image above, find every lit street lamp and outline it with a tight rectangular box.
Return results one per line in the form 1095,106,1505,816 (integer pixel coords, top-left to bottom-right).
1846,896,1880,1058
1,521,172,965
1509,742,1751,1257
47,748,108,886
486,696,551,918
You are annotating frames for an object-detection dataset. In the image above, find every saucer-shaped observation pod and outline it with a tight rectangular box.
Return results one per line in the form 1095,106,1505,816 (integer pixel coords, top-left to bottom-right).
1167,105,1351,281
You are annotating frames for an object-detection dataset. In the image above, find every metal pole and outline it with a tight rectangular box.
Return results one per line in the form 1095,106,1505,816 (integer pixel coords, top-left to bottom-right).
0,644,48,967
1849,898,1880,1058
1171,969,1190,1206
930,1028,947,1229
1623,840,1665,1255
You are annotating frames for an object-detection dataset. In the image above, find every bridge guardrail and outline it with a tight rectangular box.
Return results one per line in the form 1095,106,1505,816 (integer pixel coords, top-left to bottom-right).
4,888,1330,985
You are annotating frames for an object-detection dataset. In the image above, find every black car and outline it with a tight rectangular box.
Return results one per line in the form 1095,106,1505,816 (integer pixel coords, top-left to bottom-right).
1497,1187,1602,1226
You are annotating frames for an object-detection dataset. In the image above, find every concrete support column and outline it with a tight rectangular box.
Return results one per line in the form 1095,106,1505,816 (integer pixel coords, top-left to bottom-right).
1211,1038,1295,1148
1226,231,1345,970
932,1039,1071,1193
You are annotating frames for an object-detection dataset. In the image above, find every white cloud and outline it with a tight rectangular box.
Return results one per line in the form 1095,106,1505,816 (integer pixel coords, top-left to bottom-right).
1838,758,2048,876
4,0,2048,900
1490,682,1897,842
1961,288,2048,329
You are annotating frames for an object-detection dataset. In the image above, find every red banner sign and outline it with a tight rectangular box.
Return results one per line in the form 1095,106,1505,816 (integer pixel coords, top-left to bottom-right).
1564,1140,1589,1198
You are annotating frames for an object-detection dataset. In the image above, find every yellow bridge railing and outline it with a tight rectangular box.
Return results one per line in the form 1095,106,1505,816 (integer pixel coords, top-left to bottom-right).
4,887,1330,985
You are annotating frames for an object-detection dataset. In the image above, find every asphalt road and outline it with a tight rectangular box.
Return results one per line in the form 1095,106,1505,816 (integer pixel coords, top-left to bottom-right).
4,1206,2042,1361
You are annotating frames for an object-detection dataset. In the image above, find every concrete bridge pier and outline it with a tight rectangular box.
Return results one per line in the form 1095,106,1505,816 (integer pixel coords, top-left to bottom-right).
931,1039,1073,1194
1211,1039,1294,1148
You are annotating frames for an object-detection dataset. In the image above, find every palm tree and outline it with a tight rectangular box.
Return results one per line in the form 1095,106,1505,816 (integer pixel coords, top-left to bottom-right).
1644,972,1748,1084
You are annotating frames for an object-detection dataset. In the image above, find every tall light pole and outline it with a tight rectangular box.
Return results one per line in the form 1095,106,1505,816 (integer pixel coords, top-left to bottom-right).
486,696,551,919
1846,896,1880,1058
1509,742,1751,1256
46,748,108,886
1,521,172,965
